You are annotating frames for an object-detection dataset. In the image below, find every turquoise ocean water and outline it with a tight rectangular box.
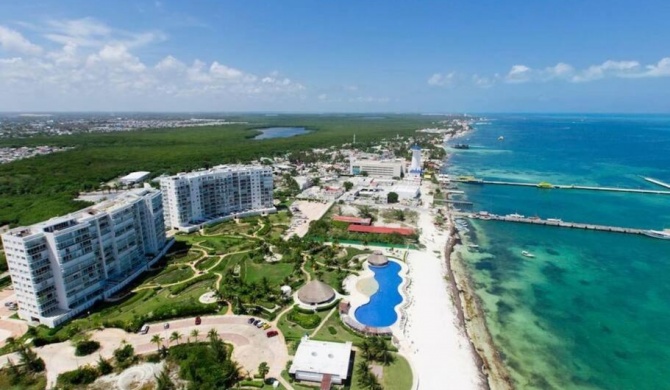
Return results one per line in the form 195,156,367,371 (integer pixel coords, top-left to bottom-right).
446,114,670,390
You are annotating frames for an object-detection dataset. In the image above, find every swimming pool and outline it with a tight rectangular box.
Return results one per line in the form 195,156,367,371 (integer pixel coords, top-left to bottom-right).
354,261,404,327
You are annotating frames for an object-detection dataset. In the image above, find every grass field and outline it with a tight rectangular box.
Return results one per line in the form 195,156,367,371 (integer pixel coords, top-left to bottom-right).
311,311,367,346
153,266,195,285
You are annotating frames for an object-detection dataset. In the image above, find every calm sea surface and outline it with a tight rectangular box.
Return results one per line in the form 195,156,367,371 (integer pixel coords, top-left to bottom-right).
446,114,670,390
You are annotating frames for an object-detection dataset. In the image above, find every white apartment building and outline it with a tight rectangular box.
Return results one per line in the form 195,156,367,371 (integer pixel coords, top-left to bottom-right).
0,188,170,327
350,159,404,178
160,165,275,231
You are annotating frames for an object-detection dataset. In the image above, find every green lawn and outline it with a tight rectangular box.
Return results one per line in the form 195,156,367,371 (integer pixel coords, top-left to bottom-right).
153,266,195,285
244,261,294,285
195,256,220,271
311,311,367,346
165,249,203,264
350,352,413,390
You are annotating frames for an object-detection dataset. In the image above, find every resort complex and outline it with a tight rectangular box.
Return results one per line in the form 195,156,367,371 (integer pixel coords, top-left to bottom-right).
160,164,275,231
0,188,170,327
0,116,482,390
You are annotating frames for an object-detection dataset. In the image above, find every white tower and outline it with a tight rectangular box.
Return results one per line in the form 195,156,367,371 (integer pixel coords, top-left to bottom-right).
410,145,422,174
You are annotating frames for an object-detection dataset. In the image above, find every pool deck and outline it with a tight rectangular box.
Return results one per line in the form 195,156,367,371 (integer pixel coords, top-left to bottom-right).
343,257,410,330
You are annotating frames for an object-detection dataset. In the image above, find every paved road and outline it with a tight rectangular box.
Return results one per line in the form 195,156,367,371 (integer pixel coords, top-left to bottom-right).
0,314,289,389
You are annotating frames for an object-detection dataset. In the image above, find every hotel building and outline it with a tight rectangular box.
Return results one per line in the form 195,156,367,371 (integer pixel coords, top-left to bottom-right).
0,188,170,327
160,165,275,231
349,159,404,178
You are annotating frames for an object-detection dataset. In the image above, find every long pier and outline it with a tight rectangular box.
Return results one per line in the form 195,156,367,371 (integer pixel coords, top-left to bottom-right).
455,212,648,236
454,178,670,195
643,177,670,190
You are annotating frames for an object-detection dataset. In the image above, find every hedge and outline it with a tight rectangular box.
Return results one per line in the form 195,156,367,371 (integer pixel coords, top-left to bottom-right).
287,309,321,329
56,365,100,387
75,340,101,356
239,380,264,388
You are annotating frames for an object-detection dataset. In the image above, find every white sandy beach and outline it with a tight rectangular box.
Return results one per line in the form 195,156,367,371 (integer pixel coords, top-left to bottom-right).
400,184,483,390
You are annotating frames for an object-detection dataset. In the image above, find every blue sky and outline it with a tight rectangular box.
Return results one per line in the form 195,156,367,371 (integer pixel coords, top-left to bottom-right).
0,0,669,112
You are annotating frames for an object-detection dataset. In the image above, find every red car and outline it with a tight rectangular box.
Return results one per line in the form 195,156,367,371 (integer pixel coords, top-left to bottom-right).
266,330,278,338
195,316,201,325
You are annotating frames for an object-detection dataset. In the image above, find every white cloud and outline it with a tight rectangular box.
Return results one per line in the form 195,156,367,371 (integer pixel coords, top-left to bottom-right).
572,60,640,82
0,20,306,110
505,65,533,83
472,74,496,88
645,57,670,77
428,72,456,87
0,26,42,55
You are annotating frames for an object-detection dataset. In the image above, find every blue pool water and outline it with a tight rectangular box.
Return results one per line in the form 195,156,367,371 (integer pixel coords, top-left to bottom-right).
253,127,310,139
354,261,403,327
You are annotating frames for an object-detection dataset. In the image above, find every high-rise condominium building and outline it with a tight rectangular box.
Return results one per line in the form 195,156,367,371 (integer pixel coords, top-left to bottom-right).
1,188,170,327
160,165,275,231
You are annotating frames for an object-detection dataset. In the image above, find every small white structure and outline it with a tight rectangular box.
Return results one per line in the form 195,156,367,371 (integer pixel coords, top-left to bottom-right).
390,184,421,199
293,176,313,190
350,159,404,178
281,285,292,296
409,145,422,175
119,171,151,185
289,337,352,385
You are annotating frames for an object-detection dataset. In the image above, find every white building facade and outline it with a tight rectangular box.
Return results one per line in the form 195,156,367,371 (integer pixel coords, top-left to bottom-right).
160,165,275,231
350,159,404,178
0,189,170,327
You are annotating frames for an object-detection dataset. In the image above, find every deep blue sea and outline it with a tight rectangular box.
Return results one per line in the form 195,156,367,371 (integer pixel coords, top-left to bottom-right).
446,114,670,390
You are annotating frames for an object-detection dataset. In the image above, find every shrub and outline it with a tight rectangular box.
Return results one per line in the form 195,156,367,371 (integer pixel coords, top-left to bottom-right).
56,365,100,387
287,309,321,329
97,356,113,375
75,340,100,356
328,326,337,335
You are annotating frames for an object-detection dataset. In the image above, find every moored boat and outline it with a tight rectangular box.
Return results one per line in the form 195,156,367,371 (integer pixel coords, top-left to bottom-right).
643,229,670,240
521,250,535,258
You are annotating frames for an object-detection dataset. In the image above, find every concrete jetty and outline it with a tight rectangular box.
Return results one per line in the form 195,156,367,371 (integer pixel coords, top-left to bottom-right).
455,212,648,236
454,178,670,195
643,177,670,190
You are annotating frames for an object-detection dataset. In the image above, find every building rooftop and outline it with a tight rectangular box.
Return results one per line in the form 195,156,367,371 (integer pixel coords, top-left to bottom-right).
119,171,150,182
348,225,415,236
297,280,336,304
289,338,352,379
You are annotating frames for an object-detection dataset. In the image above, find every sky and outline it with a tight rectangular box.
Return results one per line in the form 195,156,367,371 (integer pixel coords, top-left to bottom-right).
0,0,669,113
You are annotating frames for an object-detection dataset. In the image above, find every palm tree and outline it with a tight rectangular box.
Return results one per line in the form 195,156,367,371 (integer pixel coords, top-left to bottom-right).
257,362,269,380
151,334,164,351
208,328,219,343
190,329,200,344
169,331,182,345
155,365,175,390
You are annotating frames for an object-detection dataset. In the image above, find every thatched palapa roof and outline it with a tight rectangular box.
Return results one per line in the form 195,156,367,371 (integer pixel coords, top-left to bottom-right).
297,280,336,304
366,251,389,266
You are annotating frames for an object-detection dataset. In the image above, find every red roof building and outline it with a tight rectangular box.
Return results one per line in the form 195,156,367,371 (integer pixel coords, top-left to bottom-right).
347,225,415,236
333,215,372,225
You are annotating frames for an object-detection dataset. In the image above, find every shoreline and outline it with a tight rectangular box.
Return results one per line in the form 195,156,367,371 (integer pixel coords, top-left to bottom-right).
399,182,484,390
444,214,515,390
440,119,515,389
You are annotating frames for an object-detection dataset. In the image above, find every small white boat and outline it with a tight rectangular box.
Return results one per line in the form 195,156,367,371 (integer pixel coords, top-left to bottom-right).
643,229,670,240
498,136,504,141
521,250,535,258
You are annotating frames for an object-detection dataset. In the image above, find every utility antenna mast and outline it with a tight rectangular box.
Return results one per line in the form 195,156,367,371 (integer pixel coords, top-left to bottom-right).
353,134,356,144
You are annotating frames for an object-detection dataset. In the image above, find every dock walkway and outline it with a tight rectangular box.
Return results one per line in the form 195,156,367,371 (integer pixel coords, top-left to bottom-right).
455,179,670,195
455,212,648,236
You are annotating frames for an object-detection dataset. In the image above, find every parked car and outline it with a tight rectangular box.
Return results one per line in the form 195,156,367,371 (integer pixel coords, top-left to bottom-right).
263,323,271,330
247,317,256,324
4,301,14,307
256,321,265,328
253,319,261,326
195,316,202,325
140,325,150,335
266,330,278,338
163,322,170,329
